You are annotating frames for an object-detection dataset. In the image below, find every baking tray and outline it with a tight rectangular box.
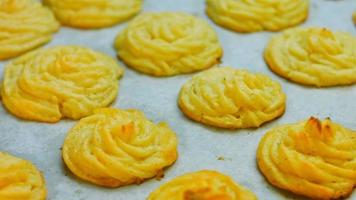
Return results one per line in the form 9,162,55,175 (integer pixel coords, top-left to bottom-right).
1,0,356,199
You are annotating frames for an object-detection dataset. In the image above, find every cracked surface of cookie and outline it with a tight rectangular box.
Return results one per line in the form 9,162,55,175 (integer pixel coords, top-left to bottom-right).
148,170,257,200
0,152,47,200
114,12,223,76
178,67,286,129
265,27,356,87
0,0,59,60
206,0,309,32
62,108,178,187
257,117,356,199
44,0,142,28
1,45,124,123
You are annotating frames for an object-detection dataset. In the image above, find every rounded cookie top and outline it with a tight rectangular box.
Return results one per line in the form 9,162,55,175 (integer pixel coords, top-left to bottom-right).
44,0,142,28
206,0,309,33
0,152,47,200
148,170,257,200
0,0,59,60
257,117,356,199
1,45,124,123
265,27,356,87
114,12,223,76
178,67,286,129
62,108,178,187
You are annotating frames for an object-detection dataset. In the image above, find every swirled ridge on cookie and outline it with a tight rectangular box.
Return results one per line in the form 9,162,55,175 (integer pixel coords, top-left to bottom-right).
44,0,142,29
114,12,223,76
0,152,47,200
206,0,309,33
178,67,286,129
62,108,178,187
257,117,356,199
148,170,257,200
265,27,356,87
1,45,124,123
0,0,59,60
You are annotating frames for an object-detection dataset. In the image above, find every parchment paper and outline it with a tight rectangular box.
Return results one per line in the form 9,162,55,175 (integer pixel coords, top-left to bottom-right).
1,0,356,199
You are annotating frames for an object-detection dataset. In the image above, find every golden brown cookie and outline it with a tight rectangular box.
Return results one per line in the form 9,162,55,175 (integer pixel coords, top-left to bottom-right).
44,0,142,28
1,45,124,123
62,108,178,187
206,0,309,33
0,0,59,60
148,170,257,200
0,152,47,200
265,27,356,87
178,67,286,129
257,117,356,199
114,12,223,76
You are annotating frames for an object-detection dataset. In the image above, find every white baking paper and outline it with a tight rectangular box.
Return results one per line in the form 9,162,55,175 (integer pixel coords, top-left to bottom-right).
0,0,355,199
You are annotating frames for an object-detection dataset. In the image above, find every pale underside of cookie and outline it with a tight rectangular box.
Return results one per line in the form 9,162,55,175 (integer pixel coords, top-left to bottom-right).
44,0,142,28
1,45,124,123
147,170,257,200
0,0,59,60
0,152,47,200
257,117,356,199
62,108,178,187
206,0,309,33
178,67,286,129
114,12,223,76
265,27,356,87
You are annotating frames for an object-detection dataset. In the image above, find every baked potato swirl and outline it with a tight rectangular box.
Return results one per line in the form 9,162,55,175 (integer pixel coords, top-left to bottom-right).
206,0,309,32
114,12,223,76
0,152,47,200
265,27,356,87
62,108,178,187
178,67,286,129
258,117,356,199
1,45,124,122
0,0,59,60
44,0,142,28
148,170,257,200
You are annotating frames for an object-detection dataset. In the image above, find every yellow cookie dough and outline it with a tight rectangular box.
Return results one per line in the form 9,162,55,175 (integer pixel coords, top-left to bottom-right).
257,117,356,199
0,152,47,200
44,0,142,29
114,12,223,76
148,170,257,200
178,67,286,129
1,45,124,123
265,27,356,87
62,108,178,187
206,0,309,33
0,0,59,60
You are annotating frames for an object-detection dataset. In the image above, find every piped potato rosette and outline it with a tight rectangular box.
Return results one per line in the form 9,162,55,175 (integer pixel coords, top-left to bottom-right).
0,152,47,200
265,27,356,87
206,0,309,33
148,170,257,200
1,45,124,123
62,108,178,187
0,0,59,60
257,117,356,199
178,67,286,129
114,12,223,76
44,0,142,29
